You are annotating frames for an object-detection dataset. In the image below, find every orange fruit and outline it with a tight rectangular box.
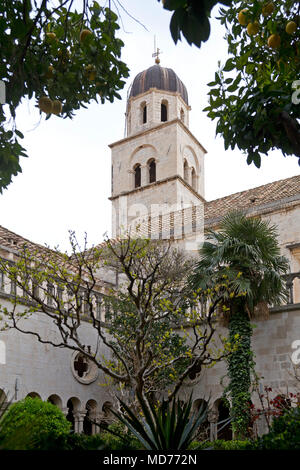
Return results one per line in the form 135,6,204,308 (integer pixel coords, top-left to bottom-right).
268,34,281,49
45,65,54,79
286,21,297,35
52,100,63,115
38,96,53,114
238,9,248,26
80,29,92,42
247,22,259,36
262,3,274,17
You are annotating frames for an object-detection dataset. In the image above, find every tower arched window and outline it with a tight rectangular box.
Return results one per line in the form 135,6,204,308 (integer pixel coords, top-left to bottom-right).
161,101,168,122
191,167,196,191
134,164,141,188
141,102,147,124
183,159,189,182
148,159,156,183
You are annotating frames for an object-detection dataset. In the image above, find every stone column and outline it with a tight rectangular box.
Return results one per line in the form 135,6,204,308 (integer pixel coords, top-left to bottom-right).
187,166,193,187
89,410,98,435
141,164,148,186
74,411,86,434
208,409,219,441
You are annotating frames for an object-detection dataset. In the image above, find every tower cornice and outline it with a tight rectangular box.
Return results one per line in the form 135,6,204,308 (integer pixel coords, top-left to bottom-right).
127,88,191,110
108,118,207,154
109,174,206,203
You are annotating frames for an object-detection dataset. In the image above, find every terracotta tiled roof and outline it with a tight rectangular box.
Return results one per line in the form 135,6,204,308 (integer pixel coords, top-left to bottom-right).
0,225,45,251
205,174,300,223
1,175,299,250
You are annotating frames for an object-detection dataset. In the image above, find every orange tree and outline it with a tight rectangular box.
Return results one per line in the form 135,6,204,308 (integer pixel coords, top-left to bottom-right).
204,0,300,167
0,0,129,192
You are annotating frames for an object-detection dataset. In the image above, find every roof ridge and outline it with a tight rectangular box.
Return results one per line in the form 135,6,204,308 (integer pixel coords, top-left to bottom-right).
0,224,43,247
206,173,300,204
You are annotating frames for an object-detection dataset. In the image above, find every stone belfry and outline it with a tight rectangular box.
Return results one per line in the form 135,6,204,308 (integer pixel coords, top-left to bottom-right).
109,57,207,241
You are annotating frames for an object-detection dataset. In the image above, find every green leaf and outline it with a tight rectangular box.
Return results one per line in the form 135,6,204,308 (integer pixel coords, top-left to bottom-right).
223,59,235,72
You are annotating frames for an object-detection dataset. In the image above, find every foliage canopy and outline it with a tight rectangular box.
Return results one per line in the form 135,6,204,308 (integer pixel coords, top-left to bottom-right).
0,0,129,192
204,0,300,167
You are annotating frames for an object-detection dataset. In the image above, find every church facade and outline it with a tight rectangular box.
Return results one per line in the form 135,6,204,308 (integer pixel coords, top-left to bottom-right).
0,62,300,439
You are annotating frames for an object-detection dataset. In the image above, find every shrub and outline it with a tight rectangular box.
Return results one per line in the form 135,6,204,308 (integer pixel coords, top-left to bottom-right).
253,406,300,450
211,439,252,450
188,439,251,450
0,397,71,450
188,440,211,450
64,433,105,450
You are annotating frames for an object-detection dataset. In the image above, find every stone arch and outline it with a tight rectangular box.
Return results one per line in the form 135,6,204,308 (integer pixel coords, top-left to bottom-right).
99,401,113,430
147,158,156,183
102,401,113,417
130,144,158,168
26,392,41,399
183,145,200,175
47,394,62,409
193,398,208,412
66,397,81,433
83,399,98,435
161,99,168,122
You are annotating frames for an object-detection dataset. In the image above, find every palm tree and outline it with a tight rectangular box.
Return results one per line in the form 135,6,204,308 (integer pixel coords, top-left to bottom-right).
189,211,289,438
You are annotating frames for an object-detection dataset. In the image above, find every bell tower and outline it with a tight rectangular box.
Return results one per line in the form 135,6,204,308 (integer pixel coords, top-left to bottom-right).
109,62,207,242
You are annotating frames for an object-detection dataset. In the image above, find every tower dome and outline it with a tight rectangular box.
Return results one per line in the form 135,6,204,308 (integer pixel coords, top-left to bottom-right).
129,64,188,105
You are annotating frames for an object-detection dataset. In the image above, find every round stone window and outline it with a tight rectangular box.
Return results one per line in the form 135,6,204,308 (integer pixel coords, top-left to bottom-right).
71,352,98,384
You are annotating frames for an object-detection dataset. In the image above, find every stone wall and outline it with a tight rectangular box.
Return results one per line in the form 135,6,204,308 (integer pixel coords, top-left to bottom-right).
0,300,114,433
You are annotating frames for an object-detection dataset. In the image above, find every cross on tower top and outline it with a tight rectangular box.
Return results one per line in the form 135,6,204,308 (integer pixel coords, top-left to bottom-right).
152,47,162,64
152,36,162,64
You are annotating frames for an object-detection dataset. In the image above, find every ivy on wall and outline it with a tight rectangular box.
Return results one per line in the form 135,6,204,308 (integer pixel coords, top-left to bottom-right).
227,310,255,438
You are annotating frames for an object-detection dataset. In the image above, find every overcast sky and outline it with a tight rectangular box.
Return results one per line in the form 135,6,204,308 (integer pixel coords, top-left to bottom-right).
0,0,299,252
